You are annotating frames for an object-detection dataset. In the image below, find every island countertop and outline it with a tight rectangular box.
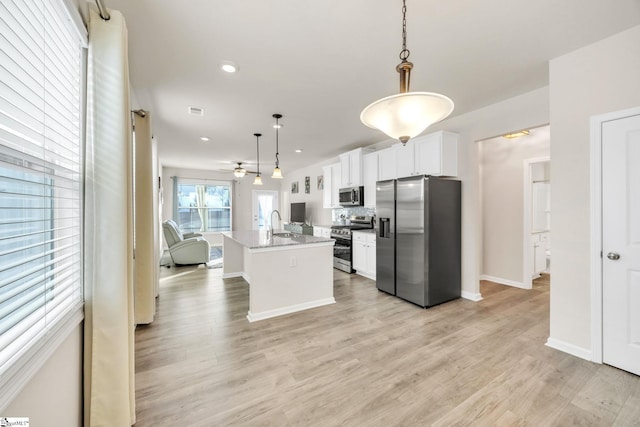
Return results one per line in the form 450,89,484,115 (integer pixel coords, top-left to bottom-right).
222,230,334,250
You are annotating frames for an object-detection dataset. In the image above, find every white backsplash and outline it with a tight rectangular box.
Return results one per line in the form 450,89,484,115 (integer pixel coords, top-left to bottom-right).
332,206,376,224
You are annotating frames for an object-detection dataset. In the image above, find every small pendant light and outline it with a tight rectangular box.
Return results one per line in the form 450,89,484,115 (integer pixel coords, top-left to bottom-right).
360,0,454,145
271,113,283,179
253,133,263,185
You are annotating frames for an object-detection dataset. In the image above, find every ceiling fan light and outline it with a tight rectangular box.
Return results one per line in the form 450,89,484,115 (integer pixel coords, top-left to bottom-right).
234,167,247,178
253,174,263,185
361,92,454,143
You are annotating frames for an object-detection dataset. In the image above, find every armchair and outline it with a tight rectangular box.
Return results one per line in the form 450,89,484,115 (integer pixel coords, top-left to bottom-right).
162,220,211,265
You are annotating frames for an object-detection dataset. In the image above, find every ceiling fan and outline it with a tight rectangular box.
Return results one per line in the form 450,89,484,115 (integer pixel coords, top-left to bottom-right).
227,162,257,178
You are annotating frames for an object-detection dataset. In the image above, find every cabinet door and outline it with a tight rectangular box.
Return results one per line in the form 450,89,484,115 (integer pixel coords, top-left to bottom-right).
331,163,341,207
415,133,441,175
367,235,376,278
414,131,458,176
352,239,367,272
378,147,397,181
322,228,332,238
339,153,351,187
396,143,415,178
363,152,378,208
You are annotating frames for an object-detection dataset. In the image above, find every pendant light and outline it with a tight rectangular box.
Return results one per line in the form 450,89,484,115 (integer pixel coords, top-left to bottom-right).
360,0,454,145
253,133,263,185
271,113,283,179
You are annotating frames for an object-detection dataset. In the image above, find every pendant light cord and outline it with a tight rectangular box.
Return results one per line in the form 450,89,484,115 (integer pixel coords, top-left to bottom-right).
399,0,410,61
254,133,261,174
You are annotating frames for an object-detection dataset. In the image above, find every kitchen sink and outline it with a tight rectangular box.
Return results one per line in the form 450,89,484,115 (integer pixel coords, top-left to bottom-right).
272,232,296,238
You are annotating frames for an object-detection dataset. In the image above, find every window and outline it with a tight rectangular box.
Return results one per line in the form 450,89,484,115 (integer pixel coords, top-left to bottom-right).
175,179,232,232
0,0,85,387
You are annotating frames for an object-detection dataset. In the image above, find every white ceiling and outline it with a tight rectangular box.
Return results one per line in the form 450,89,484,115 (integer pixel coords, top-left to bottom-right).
102,0,640,175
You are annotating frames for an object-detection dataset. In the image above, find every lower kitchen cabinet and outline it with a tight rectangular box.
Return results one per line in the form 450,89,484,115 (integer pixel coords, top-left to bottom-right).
352,231,376,280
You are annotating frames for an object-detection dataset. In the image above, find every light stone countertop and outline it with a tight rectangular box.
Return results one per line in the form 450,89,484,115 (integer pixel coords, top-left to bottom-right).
222,230,334,249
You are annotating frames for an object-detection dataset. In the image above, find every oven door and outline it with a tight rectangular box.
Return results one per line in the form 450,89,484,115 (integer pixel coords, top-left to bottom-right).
331,233,353,273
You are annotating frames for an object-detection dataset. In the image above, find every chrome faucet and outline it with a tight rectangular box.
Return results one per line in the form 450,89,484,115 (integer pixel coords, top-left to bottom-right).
268,209,282,238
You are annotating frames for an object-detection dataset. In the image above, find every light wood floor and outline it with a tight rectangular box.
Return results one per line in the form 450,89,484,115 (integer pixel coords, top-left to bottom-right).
134,269,640,426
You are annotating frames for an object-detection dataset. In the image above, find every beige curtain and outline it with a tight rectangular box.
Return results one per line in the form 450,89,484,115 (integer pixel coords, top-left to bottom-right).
195,184,209,231
133,112,157,324
84,8,136,427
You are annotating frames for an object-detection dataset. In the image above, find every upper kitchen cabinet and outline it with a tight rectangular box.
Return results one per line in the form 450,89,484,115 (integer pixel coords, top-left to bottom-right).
339,147,371,187
322,163,341,208
363,152,378,208
377,146,397,181
396,131,459,178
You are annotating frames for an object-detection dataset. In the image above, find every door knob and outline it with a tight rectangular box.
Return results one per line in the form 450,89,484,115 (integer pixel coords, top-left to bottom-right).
607,252,621,260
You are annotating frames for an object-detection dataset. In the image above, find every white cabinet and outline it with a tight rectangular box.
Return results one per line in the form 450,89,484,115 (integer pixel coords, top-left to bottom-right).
352,231,376,280
363,152,378,208
322,163,341,208
377,146,397,181
340,147,370,187
396,131,458,178
313,226,332,238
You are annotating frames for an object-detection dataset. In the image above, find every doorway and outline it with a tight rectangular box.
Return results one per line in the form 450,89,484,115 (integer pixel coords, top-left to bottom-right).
252,190,279,231
479,125,550,289
591,107,640,376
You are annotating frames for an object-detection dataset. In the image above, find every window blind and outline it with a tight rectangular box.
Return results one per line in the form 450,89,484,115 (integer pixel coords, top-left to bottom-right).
0,0,84,376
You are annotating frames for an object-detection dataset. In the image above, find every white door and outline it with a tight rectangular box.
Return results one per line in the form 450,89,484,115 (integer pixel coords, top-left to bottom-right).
602,113,640,376
252,190,279,231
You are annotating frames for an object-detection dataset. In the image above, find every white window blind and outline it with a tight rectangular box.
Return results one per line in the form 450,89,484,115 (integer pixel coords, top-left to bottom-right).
0,0,84,379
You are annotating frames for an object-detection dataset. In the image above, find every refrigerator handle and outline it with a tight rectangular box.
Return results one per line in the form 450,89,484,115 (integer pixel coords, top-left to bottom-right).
379,218,390,238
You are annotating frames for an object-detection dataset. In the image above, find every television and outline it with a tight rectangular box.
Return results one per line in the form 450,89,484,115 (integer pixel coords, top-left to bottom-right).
290,202,306,223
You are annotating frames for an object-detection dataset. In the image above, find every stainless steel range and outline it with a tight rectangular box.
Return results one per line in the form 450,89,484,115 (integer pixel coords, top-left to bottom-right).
330,215,374,273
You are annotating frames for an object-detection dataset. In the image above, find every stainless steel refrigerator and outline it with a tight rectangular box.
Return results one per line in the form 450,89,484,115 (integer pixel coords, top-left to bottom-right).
376,176,461,307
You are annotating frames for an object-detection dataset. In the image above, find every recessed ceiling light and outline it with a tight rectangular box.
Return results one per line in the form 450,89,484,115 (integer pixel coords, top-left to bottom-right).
295,149,303,153
220,61,238,73
200,136,210,141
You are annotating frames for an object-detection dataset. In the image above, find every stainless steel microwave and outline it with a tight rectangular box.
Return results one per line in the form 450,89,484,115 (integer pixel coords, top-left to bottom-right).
338,186,364,206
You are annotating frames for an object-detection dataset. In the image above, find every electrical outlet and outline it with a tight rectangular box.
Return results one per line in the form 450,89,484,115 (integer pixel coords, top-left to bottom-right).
289,256,297,267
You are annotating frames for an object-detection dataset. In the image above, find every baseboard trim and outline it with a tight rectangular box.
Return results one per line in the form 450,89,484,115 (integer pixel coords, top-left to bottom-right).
480,274,527,289
546,337,592,361
461,291,483,302
247,297,336,322
222,272,243,279
356,271,376,281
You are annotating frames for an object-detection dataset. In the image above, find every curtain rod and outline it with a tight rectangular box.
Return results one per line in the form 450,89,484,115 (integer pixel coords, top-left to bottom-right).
95,0,110,21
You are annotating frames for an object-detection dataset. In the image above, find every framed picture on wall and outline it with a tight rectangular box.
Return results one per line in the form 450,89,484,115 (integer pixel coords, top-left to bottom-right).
305,176,310,194
291,181,299,193
317,175,324,190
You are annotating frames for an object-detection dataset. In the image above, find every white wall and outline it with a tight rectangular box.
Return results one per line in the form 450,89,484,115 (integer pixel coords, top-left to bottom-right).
480,126,550,284
161,166,281,246
426,87,550,299
279,159,335,226
5,326,83,426
549,25,640,353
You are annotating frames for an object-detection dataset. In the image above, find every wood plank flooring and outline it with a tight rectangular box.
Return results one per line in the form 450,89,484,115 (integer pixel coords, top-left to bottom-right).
134,270,640,426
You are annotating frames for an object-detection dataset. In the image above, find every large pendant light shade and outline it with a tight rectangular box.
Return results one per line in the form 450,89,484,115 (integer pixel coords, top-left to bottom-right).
360,92,454,144
361,0,453,144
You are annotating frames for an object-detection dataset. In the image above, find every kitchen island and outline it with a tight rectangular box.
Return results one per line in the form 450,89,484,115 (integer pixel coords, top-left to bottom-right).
222,230,335,322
